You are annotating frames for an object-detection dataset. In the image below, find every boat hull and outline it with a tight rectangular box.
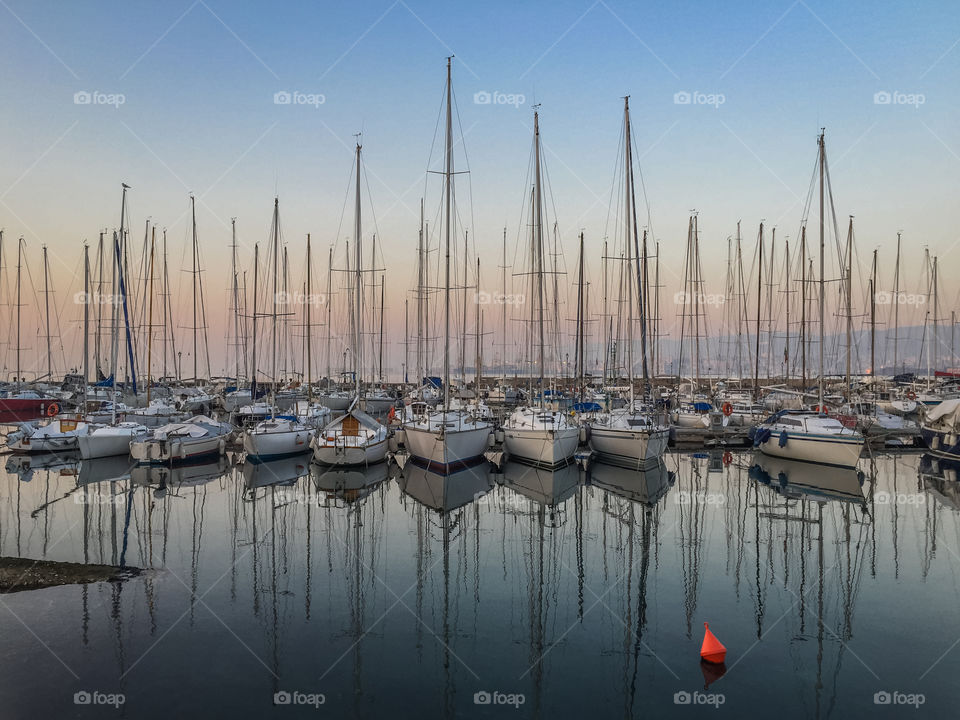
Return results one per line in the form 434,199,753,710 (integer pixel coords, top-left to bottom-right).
757,431,863,468
589,426,669,467
78,432,140,459
403,425,491,471
311,437,388,466
503,427,579,468
243,427,311,461
130,435,225,465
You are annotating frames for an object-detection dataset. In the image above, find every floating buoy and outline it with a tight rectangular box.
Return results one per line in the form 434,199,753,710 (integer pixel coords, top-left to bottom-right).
700,622,727,664
721,402,733,417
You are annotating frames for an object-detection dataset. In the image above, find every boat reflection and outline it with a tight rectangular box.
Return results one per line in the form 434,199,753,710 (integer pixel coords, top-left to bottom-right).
749,453,867,506
5,450,79,483
918,453,960,511
398,460,492,513
499,460,580,526
77,454,134,486
130,455,230,492
244,453,310,491
588,458,675,507
310,461,389,505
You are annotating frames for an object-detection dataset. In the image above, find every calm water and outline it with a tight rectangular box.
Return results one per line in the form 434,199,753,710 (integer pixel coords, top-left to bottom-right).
0,450,957,718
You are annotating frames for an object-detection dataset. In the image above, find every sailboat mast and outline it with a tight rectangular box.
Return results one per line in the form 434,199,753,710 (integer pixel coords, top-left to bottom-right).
933,255,939,374
231,219,240,385
250,244,259,401
354,142,363,399
533,109,545,385
379,274,385,382
306,234,312,401
785,237,790,379
754,223,763,399
83,243,90,406
191,195,198,384
146,227,155,404
818,130,825,410
271,198,279,403
43,245,51,380
870,249,877,376
800,226,806,389
15,238,22,384
893,232,901,373
624,97,649,388
442,57,453,412
845,217,853,397
326,246,332,390
475,257,481,393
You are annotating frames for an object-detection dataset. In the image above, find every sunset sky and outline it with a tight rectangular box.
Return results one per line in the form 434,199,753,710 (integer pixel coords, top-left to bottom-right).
1,0,958,380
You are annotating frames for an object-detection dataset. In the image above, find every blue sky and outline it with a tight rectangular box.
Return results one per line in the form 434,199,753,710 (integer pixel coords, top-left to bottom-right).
1,0,958,375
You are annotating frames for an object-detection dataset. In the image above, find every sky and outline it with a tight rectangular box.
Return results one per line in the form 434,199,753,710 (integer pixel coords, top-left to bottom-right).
1,0,958,380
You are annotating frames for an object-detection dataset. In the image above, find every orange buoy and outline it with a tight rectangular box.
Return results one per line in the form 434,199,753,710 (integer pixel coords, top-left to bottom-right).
700,622,727,664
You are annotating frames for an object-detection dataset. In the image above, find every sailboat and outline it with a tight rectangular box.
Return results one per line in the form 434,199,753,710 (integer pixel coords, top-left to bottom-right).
752,131,864,469
402,58,492,472
588,97,669,468
244,199,313,462
501,108,579,468
311,140,389,466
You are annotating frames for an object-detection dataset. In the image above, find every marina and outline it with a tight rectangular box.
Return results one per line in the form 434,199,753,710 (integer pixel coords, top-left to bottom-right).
2,1,959,717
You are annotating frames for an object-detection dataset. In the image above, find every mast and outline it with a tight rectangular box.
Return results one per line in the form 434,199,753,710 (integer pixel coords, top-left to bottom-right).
576,231,585,403
354,140,363,399
43,245,51,380
625,97,649,388
475,258,481,396
306,234,312,401
378,274,385,382
250,244,259,402
83,243,90,407
271,198,279,407
893,232,901,373
785,237,790,380
845,217,853,397
870,249,877,376
754,223,763,399
442,57,453,412
146,227,155,404
501,228,507,383
416,200,425,387
933,255,939,374
191,194,198,385
15,238,22,384
800,226,807,389
231,219,241,386
326,246,332,390
533,108,545,387
818,130,825,411
404,298,409,385
95,232,104,379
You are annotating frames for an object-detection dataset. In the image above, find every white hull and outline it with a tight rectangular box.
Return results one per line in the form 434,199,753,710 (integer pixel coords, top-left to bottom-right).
130,435,225,464
363,397,395,414
318,394,352,412
78,431,142,459
243,427,311,459
757,433,863,468
311,437,388,466
404,425,491,469
589,426,669,466
504,427,579,467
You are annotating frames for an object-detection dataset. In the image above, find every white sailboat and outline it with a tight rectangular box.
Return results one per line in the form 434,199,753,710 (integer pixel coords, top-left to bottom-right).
312,140,389,466
501,107,577,468
588,97,668,468
243,198,312,461
753,130,863,469
403,58,492,471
